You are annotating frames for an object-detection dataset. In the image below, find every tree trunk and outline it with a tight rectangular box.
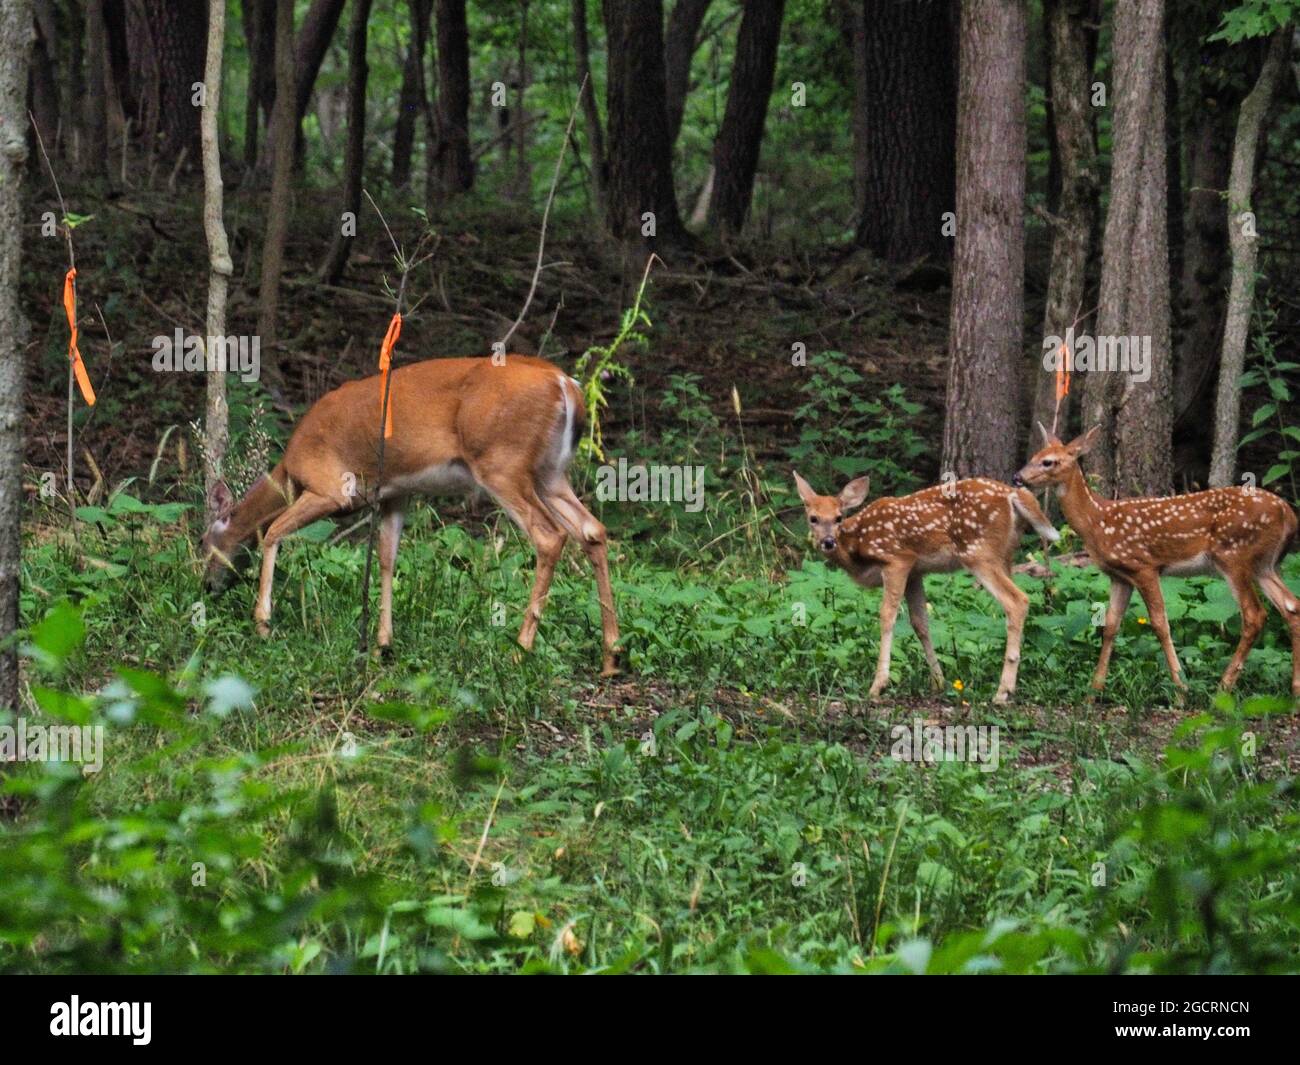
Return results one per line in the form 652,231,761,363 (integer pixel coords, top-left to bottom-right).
322,0,373,284
257,0,295,365
242,0,275,171
202,0,232,521
603,0,687,246
28,9,59,162
1081,0,1172,497
64,0,86,167
1026,0,1099,452
852,0,958,264
707,0,785,238
664,0,712,149
1209,31,1288,488
0,0,32,725
572,0,607,213
84,0,110,176
941,0,1025,479
430,0,473,201
845,0,867,215
392,0,431,188
1172,71,1235,453
125,0,207,166
292,0,348,146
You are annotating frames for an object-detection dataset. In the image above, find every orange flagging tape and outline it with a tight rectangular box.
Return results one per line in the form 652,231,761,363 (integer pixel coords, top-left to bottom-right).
1054,342,1069,403
377,313,402,438
62,268,96,406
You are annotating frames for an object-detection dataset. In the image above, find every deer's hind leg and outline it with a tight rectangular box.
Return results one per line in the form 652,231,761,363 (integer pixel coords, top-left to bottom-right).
1258,569,1300,697
904,572,944,692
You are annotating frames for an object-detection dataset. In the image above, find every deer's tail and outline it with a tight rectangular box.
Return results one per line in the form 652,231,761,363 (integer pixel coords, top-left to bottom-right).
1012,488,1060,543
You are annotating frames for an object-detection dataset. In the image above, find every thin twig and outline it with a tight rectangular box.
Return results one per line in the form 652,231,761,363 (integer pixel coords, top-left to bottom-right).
498,73,587,352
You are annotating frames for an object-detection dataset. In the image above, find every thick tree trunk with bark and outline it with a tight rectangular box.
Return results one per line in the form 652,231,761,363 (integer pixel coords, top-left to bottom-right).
322,0,373,284
202,0,232,520
428,0,472,202
393,0,431,188
1027,0,1098,452
1081,0,1172,496
28,9,59,163
125,0,207,166
1209,31,1288,487
85,0,110,176
572,0,607,213
852,0,957,264
242,0,275,170
941,0,1025,479
708,0,785,238
603,0,687,245
0,0,32,723
257,0,295,365
664,0,712,148
292,0,347,144
1172,79,1235,451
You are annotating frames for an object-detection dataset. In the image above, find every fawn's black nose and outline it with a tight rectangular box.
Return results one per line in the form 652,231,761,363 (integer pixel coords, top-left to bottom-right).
820,537,836,552
1011,473,1025,488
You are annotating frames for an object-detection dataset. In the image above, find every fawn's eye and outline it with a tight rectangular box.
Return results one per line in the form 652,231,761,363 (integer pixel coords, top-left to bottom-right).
809,516,817,525
835,515,843,524
1042,459,1056,468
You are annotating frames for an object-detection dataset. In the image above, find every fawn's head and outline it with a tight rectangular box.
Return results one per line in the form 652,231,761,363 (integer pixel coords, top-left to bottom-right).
1014,424,1101,489
200,480,242,593
793,472,870,554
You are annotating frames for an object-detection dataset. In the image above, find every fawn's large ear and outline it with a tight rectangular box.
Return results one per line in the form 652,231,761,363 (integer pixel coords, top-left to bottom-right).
793,471,818,505
1036,421,1058,446
838,476,870,511
207,479,234,521
1067,425,1102,456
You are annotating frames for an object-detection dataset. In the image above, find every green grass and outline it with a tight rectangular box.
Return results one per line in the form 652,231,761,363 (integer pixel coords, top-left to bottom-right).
5,460,1300,973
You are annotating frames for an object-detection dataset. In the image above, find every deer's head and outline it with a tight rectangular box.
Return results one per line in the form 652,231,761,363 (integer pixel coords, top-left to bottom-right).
1014,424,1101,489
793,472,870,554
200,480,242,593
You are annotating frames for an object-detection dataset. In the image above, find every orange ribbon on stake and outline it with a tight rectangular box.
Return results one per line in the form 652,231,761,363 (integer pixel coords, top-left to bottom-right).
1054,341,1070,404
62,268,96,406
377,313,402,438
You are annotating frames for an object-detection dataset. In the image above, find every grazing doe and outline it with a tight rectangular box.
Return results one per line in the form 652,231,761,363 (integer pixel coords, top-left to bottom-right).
1014,424,1300,697
793,473,1059,703
200,355,621,676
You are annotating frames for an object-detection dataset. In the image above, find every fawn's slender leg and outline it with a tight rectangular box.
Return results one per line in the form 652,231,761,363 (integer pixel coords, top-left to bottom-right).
904,572,944,691
1258,570,1300,696
254,490,340,636
476,472,567,655
377,504,405,650
969,560,1029,703
1129,569,1187,691
1216,564,1267,690
1092,579,1133,690
870,563,911,700
542,479,621,677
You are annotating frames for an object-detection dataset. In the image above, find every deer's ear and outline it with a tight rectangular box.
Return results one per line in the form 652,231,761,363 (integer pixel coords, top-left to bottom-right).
839,476,871,511
208,479,234,519
793,471,818,505
1036,421,1058,446
1067,425,1102,456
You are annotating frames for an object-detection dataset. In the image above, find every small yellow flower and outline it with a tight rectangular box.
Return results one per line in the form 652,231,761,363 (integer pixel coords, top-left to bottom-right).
1138,617,1149,625
953,679,964,692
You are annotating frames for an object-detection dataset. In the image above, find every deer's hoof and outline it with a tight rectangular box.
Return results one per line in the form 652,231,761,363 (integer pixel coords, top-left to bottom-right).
993,690,1013,705
377,643,394,662
255,620,271,638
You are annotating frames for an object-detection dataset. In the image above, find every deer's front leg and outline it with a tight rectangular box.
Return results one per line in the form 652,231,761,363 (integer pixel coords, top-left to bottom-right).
904,572,944,692
870,564,911,701
1091,579,1132,690
254,490,339,636
1129,569,1187,695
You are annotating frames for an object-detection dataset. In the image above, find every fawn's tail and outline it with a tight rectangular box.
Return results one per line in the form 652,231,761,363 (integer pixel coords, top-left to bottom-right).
1011,488,1060,543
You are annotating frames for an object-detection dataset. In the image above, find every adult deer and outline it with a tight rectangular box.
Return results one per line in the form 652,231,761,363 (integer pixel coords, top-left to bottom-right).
200,356,621,676
1014,424,1300,697
793,473,1059,703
